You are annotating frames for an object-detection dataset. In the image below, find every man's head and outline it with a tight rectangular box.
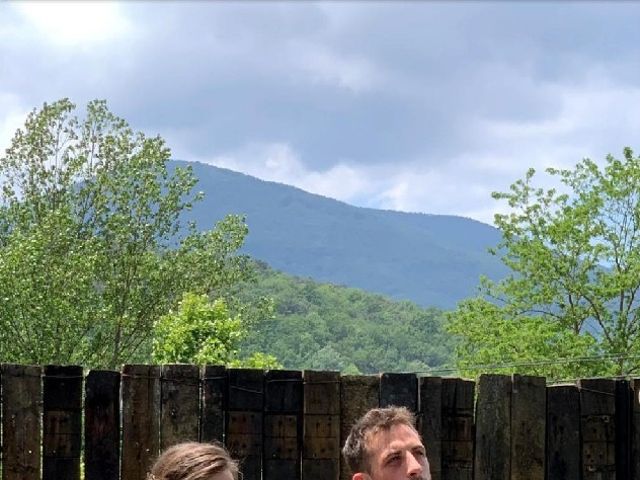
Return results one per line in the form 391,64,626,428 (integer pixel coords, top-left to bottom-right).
342,406,431,480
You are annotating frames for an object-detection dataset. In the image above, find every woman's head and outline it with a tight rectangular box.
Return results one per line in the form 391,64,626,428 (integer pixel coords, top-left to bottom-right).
148,442,239,480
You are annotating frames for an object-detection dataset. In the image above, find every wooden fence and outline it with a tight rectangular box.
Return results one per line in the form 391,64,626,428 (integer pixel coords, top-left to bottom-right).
1,365,639,480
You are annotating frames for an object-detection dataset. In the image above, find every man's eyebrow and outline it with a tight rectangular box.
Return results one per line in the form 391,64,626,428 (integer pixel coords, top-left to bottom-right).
381,448,401,462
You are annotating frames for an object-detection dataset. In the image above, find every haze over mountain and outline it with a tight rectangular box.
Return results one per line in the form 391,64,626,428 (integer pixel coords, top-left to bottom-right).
178,160,507,309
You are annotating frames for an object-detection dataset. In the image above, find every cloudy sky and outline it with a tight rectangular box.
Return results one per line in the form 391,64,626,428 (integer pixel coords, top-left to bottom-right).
2,1,640,224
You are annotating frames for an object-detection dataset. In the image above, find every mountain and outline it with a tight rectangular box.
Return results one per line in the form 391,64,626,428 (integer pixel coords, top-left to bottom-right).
176,160,507,308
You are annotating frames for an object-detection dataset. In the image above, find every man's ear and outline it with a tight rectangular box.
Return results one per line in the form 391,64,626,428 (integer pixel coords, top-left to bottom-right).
353,473,368,480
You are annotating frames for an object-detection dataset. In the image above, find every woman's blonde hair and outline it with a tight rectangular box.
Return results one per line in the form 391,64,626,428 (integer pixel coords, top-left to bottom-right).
148,442,239,480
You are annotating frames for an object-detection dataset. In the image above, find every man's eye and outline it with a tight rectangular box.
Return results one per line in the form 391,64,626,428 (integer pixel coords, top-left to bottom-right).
386,455,401,465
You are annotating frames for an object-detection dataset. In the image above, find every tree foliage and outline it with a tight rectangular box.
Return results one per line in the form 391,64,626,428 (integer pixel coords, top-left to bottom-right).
239,261,454,374
0,99,257,367
448,148,640,379
152,293,280,368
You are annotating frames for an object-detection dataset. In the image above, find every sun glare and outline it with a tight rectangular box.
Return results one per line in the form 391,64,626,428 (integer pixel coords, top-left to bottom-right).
14,1,130,46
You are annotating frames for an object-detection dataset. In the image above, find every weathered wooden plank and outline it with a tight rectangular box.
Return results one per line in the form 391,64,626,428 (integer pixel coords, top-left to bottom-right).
474,374,511,480
201,365,226,443
1,364,42,480
418,376,442,480
228,368,263,411
580,378,616,480
264,370,302,480
340,375,380,480
42,365,83,480
615,379,631,479
546,385,581,480
226,369,264,480
264,369,303,413
304,370,340,415
380,372,418,411
511,375,546,480
84,370,120,480
303,370,340,480
441,378,474,480
121,364,161,480
303,416,340,459
632,379,640,480
160,364,200,449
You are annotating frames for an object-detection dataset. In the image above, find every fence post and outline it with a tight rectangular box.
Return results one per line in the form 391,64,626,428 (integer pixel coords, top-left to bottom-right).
263,370,303,480
546,384,581,480
303,370,341,480
511,375,546,480
1,364,42,480
580,378,616,480
201,365,227,443
226,368,264,480
441,378,474,480
631,379,640,479
43,365,83,480
121,365,161,480
615,379,631,479
160,364,200,449
84,370,120,480
474,374,511,480
630,378,640,478
419,376,442,480
340,375,380,480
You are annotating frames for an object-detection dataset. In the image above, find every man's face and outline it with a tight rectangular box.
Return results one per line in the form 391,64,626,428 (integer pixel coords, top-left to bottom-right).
355,423,431,480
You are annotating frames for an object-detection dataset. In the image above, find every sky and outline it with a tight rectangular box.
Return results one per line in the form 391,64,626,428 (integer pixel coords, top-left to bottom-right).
2,1,640,225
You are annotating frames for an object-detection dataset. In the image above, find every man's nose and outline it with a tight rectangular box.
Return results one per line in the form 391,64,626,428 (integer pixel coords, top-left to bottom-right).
406,452,424,477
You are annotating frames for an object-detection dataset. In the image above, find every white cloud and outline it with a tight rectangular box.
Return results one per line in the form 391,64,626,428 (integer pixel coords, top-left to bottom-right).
198,142,512,225
209,143,305,183
480,78,640,162
124,70,640,227
204,142,376,202
12,1,132,47
373,165,497,222
0,94,29,155
4,2,640,229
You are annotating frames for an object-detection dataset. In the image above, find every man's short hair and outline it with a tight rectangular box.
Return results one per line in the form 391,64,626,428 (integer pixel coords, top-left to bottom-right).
342,406,418,475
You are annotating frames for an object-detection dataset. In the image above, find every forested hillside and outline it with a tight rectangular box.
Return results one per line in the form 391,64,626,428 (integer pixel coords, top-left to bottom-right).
238,262,454,374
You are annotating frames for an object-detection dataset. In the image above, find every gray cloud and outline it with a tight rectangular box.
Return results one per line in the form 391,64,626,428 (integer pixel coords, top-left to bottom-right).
2,1,640,223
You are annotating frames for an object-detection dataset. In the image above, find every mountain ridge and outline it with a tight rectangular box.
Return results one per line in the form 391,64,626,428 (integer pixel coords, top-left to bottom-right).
175,160,507,308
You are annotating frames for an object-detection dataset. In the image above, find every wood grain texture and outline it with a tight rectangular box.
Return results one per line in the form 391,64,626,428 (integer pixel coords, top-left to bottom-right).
474,374,511,480
84,370,120,480
121,364,161,480
1,364,42,480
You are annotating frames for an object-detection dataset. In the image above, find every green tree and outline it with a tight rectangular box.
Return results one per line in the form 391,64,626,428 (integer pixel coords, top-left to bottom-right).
152,292,280,368
448,148,640,379
0,99,256,367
